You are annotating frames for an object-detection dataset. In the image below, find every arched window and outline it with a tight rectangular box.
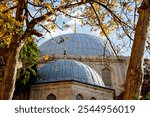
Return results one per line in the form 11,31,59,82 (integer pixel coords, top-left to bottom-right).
102,68,112,87
76,94,84,100
47,93,56,100
90,97,96,100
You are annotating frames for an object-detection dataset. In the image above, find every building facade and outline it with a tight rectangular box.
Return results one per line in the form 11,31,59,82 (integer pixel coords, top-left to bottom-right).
30,33,129,100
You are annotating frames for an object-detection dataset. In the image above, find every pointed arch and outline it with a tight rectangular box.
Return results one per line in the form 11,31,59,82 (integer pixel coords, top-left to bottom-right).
47,93,56,100
76,94,84,100
90,97,96,100
102,67,112,87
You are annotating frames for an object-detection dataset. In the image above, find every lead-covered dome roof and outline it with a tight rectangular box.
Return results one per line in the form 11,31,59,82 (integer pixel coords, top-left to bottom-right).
39,33,112,56
36,59,105,86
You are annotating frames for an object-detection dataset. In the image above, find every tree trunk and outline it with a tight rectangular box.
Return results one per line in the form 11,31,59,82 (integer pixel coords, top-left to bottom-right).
123,0,150,100
0,43,23,100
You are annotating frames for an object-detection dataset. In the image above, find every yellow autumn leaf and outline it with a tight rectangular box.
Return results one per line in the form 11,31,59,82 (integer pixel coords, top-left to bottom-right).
45,3,54,13
127,6,132,12
43,55,49,60
51,24,56,29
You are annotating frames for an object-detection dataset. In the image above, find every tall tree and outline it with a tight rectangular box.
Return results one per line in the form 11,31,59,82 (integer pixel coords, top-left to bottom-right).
123,0,150,99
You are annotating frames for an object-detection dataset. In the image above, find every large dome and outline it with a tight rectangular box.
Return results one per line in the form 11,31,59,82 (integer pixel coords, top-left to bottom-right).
39,33,112,56
36,59,105,86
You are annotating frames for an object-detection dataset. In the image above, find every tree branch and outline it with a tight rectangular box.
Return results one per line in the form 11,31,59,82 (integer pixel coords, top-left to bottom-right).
21,1,88,42
28,1,88,28
89,2,120,60
30,29,43,37
3,6,17,14
58,9,84,19
90,0,134,30
15,0,25,21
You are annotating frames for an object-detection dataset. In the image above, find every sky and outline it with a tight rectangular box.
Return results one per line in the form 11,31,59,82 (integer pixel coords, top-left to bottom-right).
37,16,132,57
38,19,100,45
36,4,150,59
37,19,150,58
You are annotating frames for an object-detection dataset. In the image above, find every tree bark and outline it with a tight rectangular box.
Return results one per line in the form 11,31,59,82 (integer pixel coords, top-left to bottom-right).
123,0,150,100
0,43,24,100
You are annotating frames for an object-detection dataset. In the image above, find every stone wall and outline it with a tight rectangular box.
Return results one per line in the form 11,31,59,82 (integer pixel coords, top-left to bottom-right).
30,81,114,100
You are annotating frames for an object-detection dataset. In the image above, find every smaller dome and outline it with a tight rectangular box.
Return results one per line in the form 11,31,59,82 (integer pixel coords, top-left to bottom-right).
36,59,105,86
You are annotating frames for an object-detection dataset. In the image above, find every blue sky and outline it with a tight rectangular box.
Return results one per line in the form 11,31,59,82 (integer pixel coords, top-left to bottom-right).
36,5,149,59
37,16,132,57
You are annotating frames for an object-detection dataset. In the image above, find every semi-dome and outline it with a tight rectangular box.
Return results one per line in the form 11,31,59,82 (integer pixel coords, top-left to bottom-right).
39,33,112,56
36,59,105,86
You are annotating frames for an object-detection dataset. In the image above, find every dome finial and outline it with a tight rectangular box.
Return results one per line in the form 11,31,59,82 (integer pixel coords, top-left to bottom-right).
74,19,77,33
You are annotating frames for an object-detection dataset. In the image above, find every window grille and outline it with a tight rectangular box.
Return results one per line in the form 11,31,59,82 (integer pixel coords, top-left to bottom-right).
102,68,112,87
